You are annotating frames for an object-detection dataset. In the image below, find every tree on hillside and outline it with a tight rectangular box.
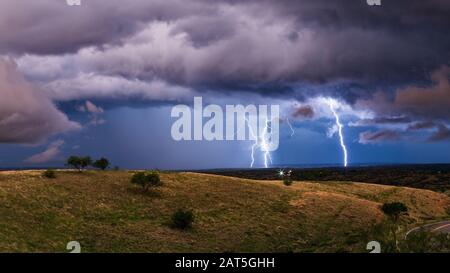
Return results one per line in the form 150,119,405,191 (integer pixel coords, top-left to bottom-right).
67,156,92,172
381,202,408,251
382,202,408,223
93,158,110,170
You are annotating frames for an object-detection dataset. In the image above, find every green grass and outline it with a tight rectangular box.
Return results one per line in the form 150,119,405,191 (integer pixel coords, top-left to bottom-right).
0,170,449,253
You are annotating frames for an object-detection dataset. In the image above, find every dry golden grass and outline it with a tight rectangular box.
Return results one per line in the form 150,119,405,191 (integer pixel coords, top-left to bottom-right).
0,170,449,253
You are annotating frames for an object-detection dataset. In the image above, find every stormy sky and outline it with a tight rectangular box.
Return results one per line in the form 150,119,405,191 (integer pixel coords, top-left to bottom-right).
0,0,449,169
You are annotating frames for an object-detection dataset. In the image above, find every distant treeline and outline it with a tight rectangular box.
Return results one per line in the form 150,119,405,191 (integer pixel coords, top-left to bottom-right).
200,164,450,193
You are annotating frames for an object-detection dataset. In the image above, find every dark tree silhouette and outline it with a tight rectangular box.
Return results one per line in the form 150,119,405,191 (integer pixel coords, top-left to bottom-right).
93,158,110,170
67,156,92,172
381,202,408,251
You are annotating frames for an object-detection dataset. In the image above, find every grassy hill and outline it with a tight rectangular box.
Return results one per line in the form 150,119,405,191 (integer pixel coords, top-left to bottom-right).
0,170,449,253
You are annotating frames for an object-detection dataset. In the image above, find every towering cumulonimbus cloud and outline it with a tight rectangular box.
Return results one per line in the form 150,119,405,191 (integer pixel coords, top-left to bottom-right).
0,0,449,145
0,59,80,144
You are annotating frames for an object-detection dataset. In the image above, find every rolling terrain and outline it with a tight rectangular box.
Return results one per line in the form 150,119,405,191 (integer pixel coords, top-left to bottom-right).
0,170,449,253
201,165,450,192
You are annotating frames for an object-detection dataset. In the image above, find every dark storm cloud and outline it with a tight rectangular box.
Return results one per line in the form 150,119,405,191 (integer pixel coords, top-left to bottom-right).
2,0,450,136
292,105,315,119
359,129,402,144
395,66,450,120
407,121,437,131
0,0,208,55
354,116,412,126
407,121,450,142
356,66,450,122
429,125,450,142
6,0,449,86
357,119,450,144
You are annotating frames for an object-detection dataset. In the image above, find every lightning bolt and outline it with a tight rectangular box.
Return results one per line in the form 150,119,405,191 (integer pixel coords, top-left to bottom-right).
245,117,273,168
260,117,273,168
245,117,258,168
286,118,295,137
326,98,348,167
244,114,294,169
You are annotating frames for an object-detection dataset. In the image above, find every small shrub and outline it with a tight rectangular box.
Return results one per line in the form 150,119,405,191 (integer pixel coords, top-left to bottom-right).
43,169,57,179
131,171,162,192
171,209,194,230
280,170,293,186
283,178,293,186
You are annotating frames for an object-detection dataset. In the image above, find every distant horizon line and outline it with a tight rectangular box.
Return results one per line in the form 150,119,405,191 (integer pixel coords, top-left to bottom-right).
1,162,450,172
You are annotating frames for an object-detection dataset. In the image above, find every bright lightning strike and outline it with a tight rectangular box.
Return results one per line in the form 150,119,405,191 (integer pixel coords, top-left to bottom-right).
260,118,273,168
245,117,273,168
245,117,258,168
326,98,349,167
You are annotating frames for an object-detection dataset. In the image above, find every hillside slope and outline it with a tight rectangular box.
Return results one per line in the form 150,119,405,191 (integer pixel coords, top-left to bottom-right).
0,170,449,252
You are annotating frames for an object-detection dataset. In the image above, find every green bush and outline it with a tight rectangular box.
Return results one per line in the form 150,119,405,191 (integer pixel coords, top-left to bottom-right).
283,178,293,186
131,171,162,192
171,209,194,230
43,169,57,179
280,170,293,186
